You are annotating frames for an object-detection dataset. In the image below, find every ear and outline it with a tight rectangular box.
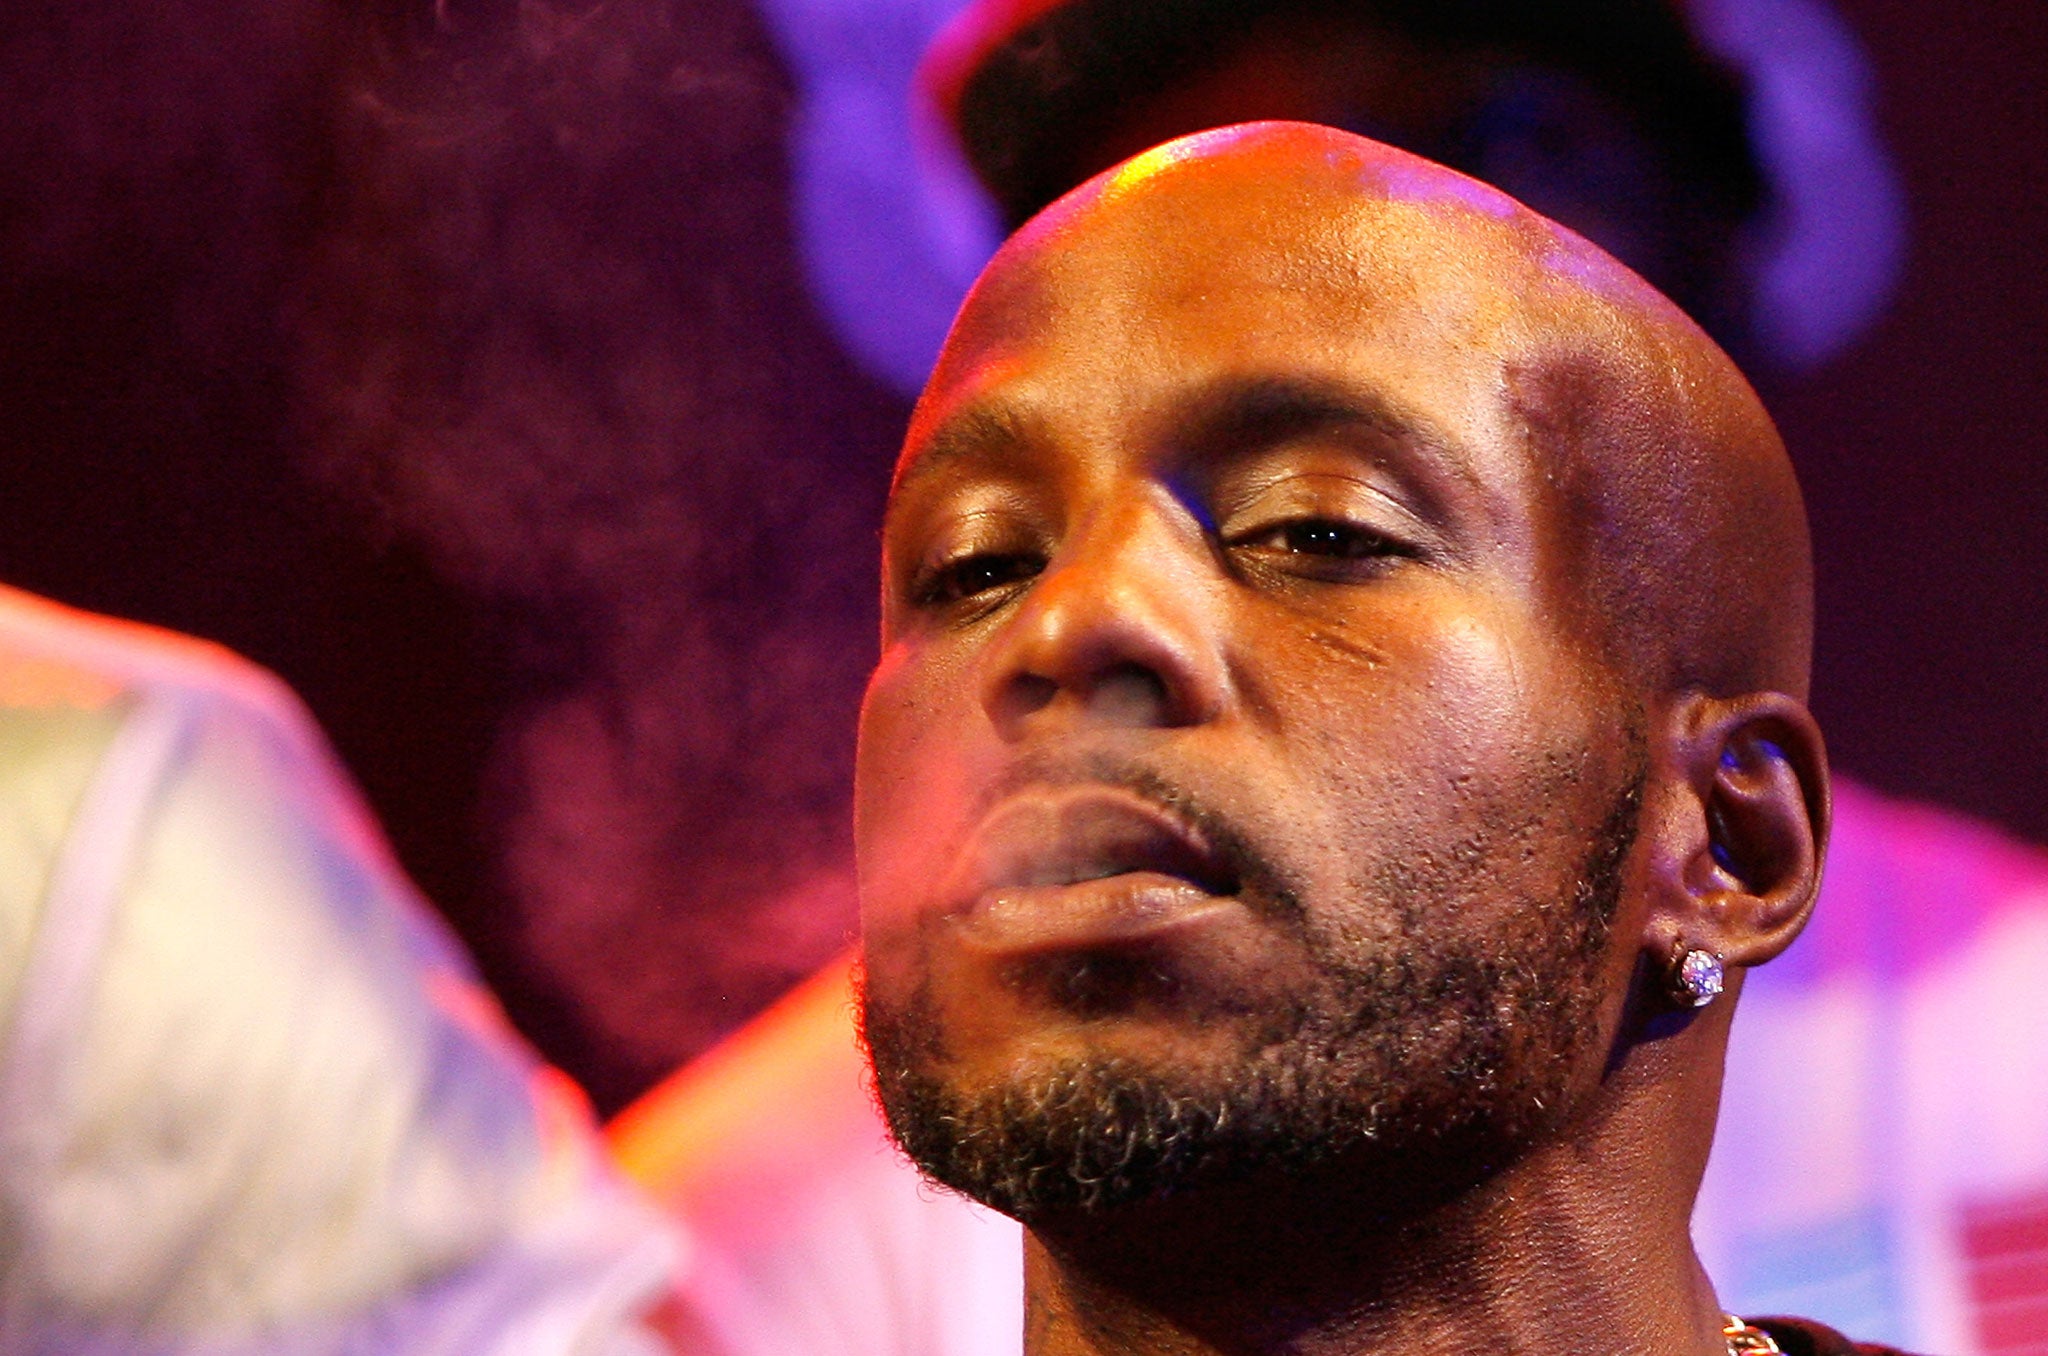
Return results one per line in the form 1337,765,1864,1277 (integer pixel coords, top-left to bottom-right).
1641,691,1830,972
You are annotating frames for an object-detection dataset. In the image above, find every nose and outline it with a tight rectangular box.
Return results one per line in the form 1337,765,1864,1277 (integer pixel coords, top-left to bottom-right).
980,495,1230,739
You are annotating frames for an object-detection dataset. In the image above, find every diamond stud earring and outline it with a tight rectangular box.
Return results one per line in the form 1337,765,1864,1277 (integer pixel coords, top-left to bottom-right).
1670,947,1726,1008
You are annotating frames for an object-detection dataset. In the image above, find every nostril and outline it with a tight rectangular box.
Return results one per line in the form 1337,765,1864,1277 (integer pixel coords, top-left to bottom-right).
998,673,1059,727
1089,663,1170,726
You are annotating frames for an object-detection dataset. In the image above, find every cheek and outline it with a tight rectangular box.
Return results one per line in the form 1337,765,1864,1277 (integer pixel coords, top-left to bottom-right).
855,641,985,941
1404,610,1601,759
1273,591,1599,773
1260,595,1614,897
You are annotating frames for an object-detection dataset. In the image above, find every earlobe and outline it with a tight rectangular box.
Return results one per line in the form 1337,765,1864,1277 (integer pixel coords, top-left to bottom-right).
1647,691,1830,980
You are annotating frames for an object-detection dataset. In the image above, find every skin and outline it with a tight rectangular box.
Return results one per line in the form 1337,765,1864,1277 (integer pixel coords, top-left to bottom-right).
856,123,1828,1356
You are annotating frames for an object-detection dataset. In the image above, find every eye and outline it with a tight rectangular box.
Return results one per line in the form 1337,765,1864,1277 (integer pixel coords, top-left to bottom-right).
913,551,1044,607
1229,517,1416,576
1266,519,1398,559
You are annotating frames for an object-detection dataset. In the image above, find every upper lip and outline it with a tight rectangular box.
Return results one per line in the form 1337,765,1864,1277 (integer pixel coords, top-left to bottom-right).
942,784,1239,910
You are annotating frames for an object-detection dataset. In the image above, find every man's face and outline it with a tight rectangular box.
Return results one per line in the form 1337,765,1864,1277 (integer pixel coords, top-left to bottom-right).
857,150,1651,1221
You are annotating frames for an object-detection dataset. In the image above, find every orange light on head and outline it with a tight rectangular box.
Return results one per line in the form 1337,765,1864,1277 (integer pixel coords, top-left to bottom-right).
1093,125,1256,205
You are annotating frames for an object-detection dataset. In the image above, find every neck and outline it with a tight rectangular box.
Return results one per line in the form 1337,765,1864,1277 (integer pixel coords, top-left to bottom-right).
1017,1077,1727,1356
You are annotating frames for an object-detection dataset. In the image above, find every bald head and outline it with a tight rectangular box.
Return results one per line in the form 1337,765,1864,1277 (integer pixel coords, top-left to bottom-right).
917,120,1812,705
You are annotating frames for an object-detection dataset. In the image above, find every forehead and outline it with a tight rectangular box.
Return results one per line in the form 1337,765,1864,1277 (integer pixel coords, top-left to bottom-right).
900,160,1623,496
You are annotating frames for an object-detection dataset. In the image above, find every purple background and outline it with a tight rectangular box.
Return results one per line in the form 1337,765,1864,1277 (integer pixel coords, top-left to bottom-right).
1774,0,2046,847
0,0,2039,1109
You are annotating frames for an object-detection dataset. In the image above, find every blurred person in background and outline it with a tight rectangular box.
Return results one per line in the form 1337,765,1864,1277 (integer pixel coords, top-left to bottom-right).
613,2,2048,1353
0,582,679,1352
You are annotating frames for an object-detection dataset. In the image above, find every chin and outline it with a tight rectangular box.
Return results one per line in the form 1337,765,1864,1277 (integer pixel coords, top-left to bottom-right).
863,951,1589,1226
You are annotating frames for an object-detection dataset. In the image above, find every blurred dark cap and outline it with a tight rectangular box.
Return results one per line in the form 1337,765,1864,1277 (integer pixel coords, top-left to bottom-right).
925,0,1761,232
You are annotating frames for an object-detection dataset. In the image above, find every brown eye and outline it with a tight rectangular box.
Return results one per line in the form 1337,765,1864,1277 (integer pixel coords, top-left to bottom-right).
1275,520,1395,558
1243,518,1412,561
917,552,1043,606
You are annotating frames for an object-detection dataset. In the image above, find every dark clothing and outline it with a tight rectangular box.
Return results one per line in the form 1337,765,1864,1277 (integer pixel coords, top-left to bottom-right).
1757,1316,1924,1356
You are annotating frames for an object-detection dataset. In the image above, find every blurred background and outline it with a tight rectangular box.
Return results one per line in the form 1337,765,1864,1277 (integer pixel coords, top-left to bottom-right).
0,0,2040,1116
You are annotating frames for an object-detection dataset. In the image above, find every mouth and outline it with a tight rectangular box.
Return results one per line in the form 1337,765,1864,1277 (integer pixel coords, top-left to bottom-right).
943,786,1242,956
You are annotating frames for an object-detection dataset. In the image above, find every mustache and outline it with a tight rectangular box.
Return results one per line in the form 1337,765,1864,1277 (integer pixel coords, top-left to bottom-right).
972,751,1307,929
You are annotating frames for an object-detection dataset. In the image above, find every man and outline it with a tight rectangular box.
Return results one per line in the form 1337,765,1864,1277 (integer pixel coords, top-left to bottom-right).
853,121,1871,1354
619,4,2048,1350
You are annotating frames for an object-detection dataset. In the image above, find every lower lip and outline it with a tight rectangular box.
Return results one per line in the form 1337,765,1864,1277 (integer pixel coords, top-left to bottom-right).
951,873,1240,956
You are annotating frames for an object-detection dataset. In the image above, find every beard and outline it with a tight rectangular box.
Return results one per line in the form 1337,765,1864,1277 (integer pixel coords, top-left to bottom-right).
860,750,1646,1224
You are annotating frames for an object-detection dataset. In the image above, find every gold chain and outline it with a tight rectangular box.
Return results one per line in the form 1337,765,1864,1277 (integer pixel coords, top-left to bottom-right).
1724,1315,1784,1355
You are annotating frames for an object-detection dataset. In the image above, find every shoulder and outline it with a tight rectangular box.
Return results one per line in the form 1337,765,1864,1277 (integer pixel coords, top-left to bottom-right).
0,584,684,1349
0,582,301,724
1754,1315,1926,1356
0,585,315,1063
0,582,449,974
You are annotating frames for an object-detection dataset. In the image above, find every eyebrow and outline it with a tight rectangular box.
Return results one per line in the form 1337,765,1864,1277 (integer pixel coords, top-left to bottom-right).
891,372,1485,518
1173,374,1477,485
891,403,1040,499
